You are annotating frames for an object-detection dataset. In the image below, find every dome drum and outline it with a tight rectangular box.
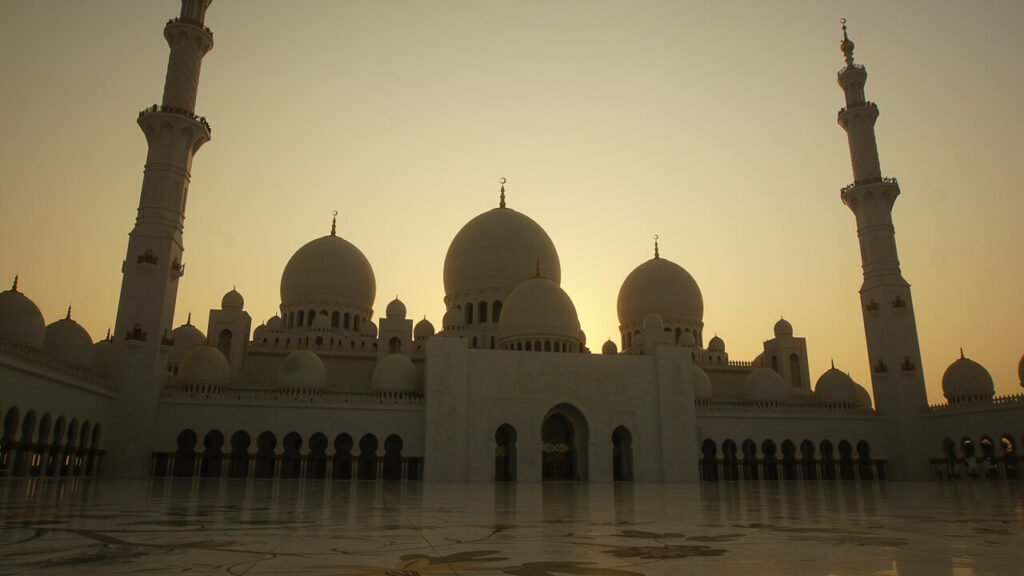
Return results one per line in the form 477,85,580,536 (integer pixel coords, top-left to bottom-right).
280,303,372,335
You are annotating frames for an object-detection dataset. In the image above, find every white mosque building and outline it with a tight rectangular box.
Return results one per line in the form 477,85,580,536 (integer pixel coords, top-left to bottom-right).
1,2,1022,483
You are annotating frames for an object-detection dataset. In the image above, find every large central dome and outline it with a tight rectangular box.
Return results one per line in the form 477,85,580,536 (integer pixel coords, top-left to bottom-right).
280,234,375,311
444,207,560,301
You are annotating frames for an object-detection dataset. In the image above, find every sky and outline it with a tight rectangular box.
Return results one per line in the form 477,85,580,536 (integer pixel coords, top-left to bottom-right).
0,0,1021,404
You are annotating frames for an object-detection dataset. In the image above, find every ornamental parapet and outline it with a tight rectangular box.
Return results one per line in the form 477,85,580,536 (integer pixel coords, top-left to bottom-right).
840,176,898,195
138,104,211,133
927,393,1024,413
160,387,425,408
695,399,875,416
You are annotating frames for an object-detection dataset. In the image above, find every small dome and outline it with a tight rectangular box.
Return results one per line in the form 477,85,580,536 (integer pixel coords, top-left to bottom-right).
276,349,327,390
92,338,112,378
266,315,285,332
680,331,696,348
774,318,793,337
442,308,464,331
578,329,586,347
43,313,94,367
744,368,787,402
253,323,267,340
414,318,435,340
371,353,418,393
708,335,725,352
643,313,664,330
814,367,860,405
280,234,376,312
444,206,561,301
386,297,407,320
359,319,378,338
498,277,581,345
171,320,205,351
221,288,244,310
617,256,703,330
602,339,618,355
692,365,712,399
854,385,872,409
178,345,230,387
311,312,331,330
941,354,994,403
0,280,45,347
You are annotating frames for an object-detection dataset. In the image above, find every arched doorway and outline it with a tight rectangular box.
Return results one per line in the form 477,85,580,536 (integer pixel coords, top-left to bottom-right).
357,434,378,480
382,434,403,481
612,426,633,482
495,424,517,481
700,439,718,482
200,430,224,478
541,404,588,481
173,429,197,477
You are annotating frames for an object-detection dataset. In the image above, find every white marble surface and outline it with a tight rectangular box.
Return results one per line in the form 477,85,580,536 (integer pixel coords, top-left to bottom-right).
0,478,1021,575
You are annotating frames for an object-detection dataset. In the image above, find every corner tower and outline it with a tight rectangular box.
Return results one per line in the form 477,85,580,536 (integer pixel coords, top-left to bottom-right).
108,0,214,476
836,22,927,479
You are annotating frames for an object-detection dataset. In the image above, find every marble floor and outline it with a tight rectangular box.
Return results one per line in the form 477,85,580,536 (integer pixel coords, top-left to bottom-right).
0,478,1021,575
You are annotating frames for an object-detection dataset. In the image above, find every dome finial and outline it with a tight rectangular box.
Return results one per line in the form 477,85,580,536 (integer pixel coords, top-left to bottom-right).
653,234,660,259
186,312,192,326
105,327,112,342
499,177,507,208
960,346,964,359
831,358,835,370
331,210,338,236
11,274,18,292
840,18,855,66
66,305,72,320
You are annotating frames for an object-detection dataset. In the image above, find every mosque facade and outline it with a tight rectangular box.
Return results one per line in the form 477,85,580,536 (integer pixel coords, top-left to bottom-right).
1,2,1022,483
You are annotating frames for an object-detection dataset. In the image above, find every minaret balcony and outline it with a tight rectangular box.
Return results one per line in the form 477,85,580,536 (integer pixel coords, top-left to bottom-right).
840,176,898,195
837,100,877,119
164,17,213,39
138,104,211,134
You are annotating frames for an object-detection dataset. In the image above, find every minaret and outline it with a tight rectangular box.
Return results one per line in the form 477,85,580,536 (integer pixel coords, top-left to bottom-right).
836,21,928,480
108,0,214,477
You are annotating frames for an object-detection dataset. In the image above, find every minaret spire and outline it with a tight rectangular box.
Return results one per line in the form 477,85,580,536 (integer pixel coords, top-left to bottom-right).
836,24,928,480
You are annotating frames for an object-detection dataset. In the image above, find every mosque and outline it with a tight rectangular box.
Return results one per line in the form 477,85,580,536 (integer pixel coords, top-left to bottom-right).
1,2,1022,483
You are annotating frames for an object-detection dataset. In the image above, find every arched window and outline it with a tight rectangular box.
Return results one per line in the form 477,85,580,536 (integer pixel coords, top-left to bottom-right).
495,424,517,481
307,310,316,325
344,312,351,329
287,311,294,329
465,305,474,324
544,341,552,352
534,340,541,352
296,312,304,328
771,355,779,373
478,301,488,323
789,354,801,387
173,429,198,477
389,337,401,353
331,311,340,328
700,439,718,482
492,301,502,322
217,329,232,360
525,341,532,351
353,315,361,331
612,426,633,481
382,435,403,481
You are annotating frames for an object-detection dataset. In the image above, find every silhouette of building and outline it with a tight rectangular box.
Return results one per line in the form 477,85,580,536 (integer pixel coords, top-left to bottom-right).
1,3,1022,482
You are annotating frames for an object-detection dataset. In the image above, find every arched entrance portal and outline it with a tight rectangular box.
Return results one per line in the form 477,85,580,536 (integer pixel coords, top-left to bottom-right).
541,404,588,481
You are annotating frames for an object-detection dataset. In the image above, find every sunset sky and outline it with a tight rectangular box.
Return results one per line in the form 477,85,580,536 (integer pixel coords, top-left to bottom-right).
1,0,1021,403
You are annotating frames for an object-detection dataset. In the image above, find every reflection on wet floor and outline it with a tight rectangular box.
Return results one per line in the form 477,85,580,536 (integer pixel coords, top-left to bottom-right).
1,478,1022,575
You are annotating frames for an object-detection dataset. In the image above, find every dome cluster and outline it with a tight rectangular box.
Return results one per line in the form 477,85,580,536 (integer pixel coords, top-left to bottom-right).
498,276,582,353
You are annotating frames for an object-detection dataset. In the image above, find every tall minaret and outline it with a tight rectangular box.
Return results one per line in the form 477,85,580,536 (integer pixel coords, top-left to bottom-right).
108,0,214,477
836,21,928,480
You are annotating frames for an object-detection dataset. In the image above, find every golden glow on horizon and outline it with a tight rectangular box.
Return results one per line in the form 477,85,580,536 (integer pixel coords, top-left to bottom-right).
0,1,1021,403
